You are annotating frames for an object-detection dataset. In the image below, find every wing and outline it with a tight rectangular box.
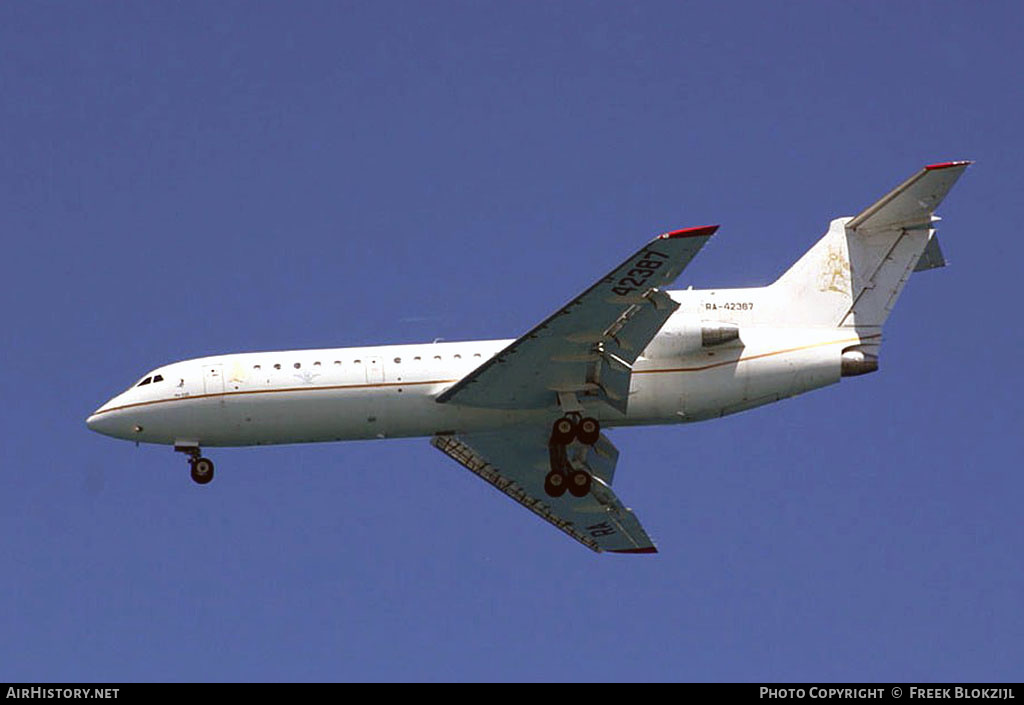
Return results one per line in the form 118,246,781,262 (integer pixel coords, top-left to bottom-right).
432,429,657,554
846,161,971,233
436,225,717,413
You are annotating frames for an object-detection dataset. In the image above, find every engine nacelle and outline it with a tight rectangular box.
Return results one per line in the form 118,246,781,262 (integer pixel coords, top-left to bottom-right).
840,346,879,377
642,316,740,359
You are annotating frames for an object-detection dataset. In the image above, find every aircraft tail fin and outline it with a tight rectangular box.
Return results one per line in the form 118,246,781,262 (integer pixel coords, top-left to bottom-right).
768,162,970,328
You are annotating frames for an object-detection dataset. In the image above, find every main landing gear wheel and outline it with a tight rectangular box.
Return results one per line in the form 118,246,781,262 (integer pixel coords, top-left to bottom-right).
190,457,215,485
545,414,597,497
551,416,578,445
544,470,568,498
568,469,592,498
577,417,600,446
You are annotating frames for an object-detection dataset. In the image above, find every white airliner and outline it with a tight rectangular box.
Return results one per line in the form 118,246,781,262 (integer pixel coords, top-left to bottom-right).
87,162,970,553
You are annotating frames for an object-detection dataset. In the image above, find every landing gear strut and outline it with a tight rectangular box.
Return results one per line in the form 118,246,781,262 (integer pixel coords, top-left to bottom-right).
176,445,215,485
544,414,599,498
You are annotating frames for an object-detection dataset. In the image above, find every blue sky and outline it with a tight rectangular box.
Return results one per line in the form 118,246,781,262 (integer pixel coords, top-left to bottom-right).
2,2,1022,682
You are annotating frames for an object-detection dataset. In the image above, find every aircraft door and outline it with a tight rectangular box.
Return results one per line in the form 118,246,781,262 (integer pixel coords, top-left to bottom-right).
203,364,225,394
365,357,384,384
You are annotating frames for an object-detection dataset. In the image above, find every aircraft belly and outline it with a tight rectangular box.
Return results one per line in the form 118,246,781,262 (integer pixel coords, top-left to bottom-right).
210,387,424,445
220,389,380,445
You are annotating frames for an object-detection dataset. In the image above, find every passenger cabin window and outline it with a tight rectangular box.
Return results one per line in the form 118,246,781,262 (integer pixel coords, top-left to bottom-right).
274,364,281,370
294,362,301,369
254,364,261,370
394,357,401,364
334,361,341,365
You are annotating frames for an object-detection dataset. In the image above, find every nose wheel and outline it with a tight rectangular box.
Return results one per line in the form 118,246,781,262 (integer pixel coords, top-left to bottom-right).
190,457,215,485
176,445,215,485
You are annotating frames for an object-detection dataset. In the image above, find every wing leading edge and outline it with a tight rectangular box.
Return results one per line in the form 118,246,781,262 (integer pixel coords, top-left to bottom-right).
436,226,717,413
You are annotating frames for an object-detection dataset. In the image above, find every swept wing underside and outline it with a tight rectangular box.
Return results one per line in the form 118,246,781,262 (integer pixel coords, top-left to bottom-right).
432,430,657,553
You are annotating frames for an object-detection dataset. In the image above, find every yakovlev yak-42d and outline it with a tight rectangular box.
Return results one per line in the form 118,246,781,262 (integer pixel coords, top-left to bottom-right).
87,162,971,553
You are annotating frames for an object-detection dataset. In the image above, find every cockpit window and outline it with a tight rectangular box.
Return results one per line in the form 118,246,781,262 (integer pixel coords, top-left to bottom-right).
134,373,165,388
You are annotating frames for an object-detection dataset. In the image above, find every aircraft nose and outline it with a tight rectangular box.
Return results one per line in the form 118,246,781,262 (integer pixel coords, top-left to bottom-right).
86,408,109,434
86,410,105,432
86,398,120,436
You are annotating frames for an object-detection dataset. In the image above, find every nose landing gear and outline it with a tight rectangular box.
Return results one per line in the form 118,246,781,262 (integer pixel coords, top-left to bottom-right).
176,444,215,485
190,457,215,485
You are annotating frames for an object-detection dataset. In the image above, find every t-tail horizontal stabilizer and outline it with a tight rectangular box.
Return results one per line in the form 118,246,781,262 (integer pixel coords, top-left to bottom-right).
769,161,970,328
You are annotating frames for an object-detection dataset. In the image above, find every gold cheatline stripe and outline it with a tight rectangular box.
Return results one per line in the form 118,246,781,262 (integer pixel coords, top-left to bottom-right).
91,378,462,416
92,334,878,417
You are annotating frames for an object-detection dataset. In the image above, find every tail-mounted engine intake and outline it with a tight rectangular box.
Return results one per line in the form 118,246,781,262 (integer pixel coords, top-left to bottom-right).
701,324,740,347
642,317,740,359
841,346,879,377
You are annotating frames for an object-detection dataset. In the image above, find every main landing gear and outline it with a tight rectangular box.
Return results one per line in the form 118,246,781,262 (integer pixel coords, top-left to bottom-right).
544,414,599,499
176,445,215,485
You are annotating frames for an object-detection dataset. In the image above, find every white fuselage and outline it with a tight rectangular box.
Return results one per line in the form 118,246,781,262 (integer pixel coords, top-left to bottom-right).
86,289,868,448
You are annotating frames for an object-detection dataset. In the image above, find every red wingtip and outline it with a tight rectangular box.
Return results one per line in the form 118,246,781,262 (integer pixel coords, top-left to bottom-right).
925,160,973,170
661,225,719,239
610,546,659,554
